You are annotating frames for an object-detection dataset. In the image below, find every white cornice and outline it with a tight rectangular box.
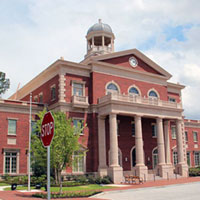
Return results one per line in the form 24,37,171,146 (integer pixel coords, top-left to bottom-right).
91,61,168,86
167,82,185,95
9,59,91,100
81,48,172,79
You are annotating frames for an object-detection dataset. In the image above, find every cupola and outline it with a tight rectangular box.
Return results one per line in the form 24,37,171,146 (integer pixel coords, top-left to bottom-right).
85,19,115,58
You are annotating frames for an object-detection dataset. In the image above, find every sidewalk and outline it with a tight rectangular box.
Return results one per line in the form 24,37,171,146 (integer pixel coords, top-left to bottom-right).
0,177,200,200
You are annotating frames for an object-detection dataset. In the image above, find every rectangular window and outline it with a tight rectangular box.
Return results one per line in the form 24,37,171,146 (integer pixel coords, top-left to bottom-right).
173,151,178,165
8,119,17,135
171,126,176,139
5,152,17,174
39,93,43,103
51,85,56,101
34,96,38,102
168,97,176,102
193,131,198,142
152,123,157,137
73,83,84,96
185,131,188,142
72,152,84,173
131,121,135,136
187,152,191,166
194,152,200,166
73,119,84,135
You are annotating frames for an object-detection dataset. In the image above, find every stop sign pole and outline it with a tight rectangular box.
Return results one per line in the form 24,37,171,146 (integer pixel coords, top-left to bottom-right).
41,111,54,200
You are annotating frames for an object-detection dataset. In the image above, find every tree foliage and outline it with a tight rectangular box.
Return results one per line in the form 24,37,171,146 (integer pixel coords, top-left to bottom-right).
31,109,85,191
0,71,10,96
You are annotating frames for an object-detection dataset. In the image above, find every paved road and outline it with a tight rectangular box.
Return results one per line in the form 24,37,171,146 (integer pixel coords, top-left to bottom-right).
94,182,200,200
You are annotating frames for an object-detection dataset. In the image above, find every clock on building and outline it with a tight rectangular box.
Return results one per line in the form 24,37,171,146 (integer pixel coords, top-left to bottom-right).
129,56,138,67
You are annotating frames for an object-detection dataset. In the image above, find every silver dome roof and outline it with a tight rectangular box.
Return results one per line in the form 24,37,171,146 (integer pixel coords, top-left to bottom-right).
87,19,113,35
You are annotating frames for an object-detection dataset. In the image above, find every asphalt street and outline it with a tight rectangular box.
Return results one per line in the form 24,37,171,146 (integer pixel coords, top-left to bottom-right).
94,181,200,200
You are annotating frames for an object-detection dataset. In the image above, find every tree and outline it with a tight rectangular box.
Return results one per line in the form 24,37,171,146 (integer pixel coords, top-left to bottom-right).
31,109,85,192
0,71,10,97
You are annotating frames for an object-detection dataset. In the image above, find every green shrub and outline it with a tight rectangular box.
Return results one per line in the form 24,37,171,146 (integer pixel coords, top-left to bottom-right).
189,167,200,176
32,190,102,198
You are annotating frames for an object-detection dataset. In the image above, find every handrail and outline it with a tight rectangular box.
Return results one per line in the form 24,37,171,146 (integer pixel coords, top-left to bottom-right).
99,93,182,109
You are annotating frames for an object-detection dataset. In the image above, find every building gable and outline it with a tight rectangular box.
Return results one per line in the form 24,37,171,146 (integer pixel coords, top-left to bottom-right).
101,54,162,76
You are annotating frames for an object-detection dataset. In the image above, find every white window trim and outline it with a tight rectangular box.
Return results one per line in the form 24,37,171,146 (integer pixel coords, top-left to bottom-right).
72,148,87,174
187,151,191,167
193,131,198,142
7,119,17,136
151,123,157,138
171,125,177,139
72,117,84,135
34,95,38,102
152,147,158,169
39,92,43,103
3,149,20,175
50,84,56,101
168,96,176,102
128,85,141,96
105,81,121,95
147,88,160,99
71,80,86,96
131,121,135,137
194,151,200,167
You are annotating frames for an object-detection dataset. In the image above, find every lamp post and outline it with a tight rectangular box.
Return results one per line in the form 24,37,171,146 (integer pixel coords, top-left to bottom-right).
28,93,32,191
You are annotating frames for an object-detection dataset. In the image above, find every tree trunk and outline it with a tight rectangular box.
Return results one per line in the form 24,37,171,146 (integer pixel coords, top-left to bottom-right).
58,170,62,194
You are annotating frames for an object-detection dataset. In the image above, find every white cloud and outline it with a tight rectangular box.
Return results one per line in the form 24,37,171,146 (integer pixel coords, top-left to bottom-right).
0,0,200,119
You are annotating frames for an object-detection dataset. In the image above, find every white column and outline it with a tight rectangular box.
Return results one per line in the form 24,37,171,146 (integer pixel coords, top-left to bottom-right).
102,36,105,48
164,120,171,164
135,115,145,166
176,119,184,164
109,113,119,167
92,37,94,48
98,116,107,175
156,117,166,165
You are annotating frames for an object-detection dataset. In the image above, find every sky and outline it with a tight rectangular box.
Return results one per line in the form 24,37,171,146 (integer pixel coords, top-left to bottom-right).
0,0,200,119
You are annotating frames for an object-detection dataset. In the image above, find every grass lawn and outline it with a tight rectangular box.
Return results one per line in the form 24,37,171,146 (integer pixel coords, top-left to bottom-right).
4,184,115,192
0,182,10,186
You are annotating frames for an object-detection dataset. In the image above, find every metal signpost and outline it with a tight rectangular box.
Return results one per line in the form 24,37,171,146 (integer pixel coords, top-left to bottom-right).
41,111,54,200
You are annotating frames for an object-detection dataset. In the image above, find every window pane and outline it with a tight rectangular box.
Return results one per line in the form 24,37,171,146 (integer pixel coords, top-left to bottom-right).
129,87,139,95
51,86,56,100
185,132,188,142
152,124,157,137
8,120,16,135
73,83,83,96
107,83,118,91
131,122,135,136
5,152,17,174
193,132,198,142
171,126,176,139
149,91,158,97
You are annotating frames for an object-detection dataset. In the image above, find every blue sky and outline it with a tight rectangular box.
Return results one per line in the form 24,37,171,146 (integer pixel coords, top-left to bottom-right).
0,0,200,119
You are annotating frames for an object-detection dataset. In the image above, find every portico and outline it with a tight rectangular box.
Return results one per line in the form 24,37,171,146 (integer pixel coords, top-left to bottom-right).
97,93,188,183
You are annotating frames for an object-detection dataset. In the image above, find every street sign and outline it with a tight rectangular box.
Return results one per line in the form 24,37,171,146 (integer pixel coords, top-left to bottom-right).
41,111,54,200
41,111,54,147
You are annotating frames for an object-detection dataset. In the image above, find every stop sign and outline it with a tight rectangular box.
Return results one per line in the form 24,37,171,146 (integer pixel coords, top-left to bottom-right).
41,111,54,147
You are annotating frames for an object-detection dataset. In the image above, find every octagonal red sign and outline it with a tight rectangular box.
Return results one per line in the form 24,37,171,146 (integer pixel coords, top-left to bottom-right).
41,111,54,147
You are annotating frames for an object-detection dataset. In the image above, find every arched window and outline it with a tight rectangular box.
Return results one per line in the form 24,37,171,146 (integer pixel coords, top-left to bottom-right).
152,148,158,169
106,83,119,94
131,148,136,167
129,87,139,95
149,90,158,98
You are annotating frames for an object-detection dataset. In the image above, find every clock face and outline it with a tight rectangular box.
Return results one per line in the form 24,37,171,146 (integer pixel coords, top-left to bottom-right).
129,57,138,67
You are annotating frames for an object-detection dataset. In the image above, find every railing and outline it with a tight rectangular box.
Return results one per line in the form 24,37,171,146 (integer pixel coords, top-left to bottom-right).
71,95,89,108
88,46,112,52
99,93,182,109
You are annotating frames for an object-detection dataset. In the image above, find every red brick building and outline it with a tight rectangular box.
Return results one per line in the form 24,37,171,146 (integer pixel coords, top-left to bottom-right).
1,20,200,183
